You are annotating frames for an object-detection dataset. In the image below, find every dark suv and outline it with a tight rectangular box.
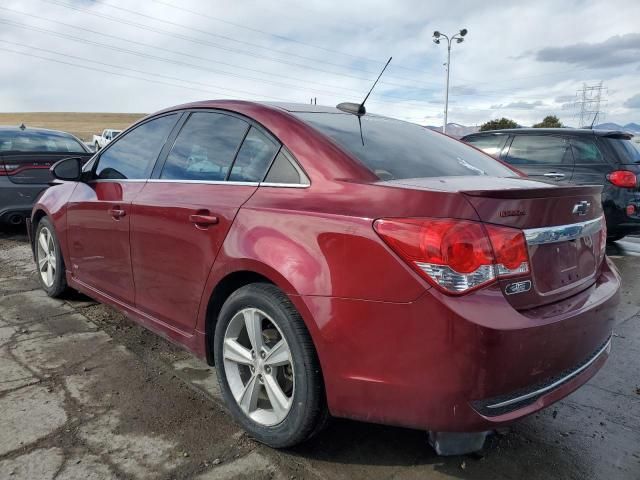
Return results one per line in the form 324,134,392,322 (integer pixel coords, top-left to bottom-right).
462,128,640,241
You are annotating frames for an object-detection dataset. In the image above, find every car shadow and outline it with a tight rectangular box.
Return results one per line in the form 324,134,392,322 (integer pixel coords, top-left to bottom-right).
283,416,586,479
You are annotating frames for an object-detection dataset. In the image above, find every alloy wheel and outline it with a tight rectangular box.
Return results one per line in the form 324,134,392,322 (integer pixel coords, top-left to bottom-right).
222,307,294,426
36,227,57,288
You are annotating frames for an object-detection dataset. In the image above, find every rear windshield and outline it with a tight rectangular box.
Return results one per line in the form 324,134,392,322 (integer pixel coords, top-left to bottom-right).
0,130,86,153
603,137,640,163
293,112,515,180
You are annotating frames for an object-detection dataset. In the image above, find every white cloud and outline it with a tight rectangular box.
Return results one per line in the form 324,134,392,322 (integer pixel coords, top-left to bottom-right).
0,0,639,127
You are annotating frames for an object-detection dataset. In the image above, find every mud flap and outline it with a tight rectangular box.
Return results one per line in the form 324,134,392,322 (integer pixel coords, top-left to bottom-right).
428,431,490,456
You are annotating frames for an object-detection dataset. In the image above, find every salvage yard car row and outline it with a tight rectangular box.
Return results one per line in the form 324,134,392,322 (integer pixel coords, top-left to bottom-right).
24,101,621,454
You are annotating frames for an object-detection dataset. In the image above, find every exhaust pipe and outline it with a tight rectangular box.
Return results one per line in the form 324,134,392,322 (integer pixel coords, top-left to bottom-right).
8,214,23,225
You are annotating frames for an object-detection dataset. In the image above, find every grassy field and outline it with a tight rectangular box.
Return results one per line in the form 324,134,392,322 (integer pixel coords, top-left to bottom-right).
0,112,146,142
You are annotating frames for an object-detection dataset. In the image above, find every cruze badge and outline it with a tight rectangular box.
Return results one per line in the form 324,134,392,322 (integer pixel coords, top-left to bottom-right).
572,201,591,216
499,209,526,218
505,280,531,295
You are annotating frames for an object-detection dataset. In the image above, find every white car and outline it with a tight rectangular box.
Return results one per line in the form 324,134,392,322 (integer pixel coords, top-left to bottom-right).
92,129,121,151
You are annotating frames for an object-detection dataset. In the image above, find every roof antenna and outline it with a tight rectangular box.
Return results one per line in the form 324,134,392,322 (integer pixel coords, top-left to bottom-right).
19,123,26,130
337,57,393,117
590,111,599,129
337,57,393,145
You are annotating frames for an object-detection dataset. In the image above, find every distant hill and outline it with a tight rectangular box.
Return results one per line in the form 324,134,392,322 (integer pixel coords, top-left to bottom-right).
594,122,640,134
425,123,479,138
0,112,146,141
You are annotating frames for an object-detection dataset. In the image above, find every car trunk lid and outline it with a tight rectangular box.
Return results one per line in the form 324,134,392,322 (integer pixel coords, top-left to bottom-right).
381,177,606,308
461,183,605,309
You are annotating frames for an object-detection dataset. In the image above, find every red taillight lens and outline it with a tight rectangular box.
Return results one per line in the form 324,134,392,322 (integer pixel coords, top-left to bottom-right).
374,218,530,295
484,225,529,275
607,170,637,188
0,163,18,176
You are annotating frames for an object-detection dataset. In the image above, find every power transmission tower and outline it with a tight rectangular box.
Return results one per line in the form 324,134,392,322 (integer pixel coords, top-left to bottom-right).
574,82,607,128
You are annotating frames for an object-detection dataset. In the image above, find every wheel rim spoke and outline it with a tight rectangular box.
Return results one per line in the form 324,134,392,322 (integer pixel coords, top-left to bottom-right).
223,338,253,365
237,374,261,414
38,233,48,252
264,340,291,367
46,262,53,286
49,254,56,271
38,256,48,271
264,373,291,417
243,309,263,353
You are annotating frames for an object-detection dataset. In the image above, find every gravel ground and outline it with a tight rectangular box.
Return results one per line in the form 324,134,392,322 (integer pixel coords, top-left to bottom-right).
0,227,639,479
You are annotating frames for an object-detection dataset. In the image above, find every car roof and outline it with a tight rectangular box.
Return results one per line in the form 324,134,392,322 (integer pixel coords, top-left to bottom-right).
0,125,78,135
463,128,633,139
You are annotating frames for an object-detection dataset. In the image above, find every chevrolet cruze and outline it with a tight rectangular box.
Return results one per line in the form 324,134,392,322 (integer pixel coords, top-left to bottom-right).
28,101,620,452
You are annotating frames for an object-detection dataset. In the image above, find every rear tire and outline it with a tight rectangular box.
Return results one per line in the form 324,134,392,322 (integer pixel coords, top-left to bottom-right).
213,283,327,448
34,217,68,298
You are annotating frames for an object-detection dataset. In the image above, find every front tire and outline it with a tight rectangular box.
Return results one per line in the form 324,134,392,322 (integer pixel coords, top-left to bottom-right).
34,217,68,297
214,283,327,448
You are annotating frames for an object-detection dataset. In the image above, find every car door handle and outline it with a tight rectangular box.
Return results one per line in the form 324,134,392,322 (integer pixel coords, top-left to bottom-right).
189,214,219,226
543,172,565,179
109,207,126,219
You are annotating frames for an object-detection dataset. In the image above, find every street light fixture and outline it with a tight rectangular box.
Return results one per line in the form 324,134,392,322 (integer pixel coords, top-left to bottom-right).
433,28,468,134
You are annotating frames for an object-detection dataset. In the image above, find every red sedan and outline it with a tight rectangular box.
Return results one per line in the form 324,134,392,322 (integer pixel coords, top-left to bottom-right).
28,101,619,453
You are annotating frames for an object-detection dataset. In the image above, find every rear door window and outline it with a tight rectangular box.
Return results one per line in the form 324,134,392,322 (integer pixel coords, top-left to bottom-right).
264,149,309,185
160,112,249,181
571,138,606,164
228,127,279,182
505,135,573,166
95,114,178,180
464,135,508,157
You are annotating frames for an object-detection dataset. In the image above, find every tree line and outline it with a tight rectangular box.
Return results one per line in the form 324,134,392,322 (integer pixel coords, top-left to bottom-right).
479,115,563,131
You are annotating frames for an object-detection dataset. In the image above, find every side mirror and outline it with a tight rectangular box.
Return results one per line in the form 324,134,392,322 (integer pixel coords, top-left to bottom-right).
51,157,83,182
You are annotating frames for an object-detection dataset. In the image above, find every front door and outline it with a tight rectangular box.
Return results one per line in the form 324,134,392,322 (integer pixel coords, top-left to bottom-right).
130,111,280,332
67,114,179,303
503,134,575,183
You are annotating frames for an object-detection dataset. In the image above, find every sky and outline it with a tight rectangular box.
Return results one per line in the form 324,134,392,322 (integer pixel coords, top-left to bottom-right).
1,0,639,127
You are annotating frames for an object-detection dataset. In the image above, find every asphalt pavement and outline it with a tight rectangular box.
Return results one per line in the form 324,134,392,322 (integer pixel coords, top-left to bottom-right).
0,227,638,479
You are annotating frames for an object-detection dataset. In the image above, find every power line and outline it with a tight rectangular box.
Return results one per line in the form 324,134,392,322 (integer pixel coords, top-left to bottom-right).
150,0,431,76
39,0,441,89
0,7,443,103
0,46,246,99
0,40,290,101
0,45,438,114
0,15,443,108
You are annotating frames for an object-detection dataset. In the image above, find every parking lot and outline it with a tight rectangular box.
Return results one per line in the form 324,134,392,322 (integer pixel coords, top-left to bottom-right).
0,227,639,480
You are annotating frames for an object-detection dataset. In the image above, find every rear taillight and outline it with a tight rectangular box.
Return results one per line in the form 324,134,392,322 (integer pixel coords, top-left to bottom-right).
0,163,18,176
607,170,637,188
599,216,607,261
374,218,530,295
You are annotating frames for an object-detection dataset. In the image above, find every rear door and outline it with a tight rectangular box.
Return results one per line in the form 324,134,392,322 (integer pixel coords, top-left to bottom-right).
67,114,179,304
130,111,280,332
569,135,611,185
503,134,575,183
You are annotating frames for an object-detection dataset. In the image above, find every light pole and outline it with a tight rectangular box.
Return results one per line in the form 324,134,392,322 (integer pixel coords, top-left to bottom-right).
433,28,467,134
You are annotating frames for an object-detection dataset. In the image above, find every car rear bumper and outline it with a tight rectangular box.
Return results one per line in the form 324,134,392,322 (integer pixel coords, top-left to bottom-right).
295,257,620,432
0,178,47,223
603,189,640,235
